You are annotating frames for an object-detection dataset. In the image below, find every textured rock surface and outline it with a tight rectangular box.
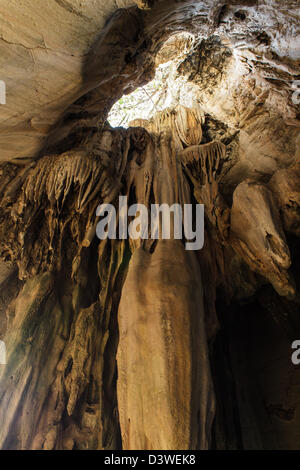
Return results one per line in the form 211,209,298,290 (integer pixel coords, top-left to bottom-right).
231,180,294,297
117,241,214,450
0,0,138,161
0,0,299,451
1,0,299,162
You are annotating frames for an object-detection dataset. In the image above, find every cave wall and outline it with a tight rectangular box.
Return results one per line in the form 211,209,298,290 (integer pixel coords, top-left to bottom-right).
0,0,299,450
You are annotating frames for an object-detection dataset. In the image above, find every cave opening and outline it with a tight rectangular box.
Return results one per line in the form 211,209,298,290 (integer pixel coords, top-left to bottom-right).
108,32,196,128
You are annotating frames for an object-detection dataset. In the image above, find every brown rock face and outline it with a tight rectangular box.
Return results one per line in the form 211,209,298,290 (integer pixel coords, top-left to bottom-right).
117,241,214,450
133,0,155,9
269,161,300,238
0,0,300,451
230,180,294,298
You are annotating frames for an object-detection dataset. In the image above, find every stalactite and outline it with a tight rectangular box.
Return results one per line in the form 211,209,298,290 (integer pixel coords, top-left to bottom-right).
0,127,139,450
0,102,298,450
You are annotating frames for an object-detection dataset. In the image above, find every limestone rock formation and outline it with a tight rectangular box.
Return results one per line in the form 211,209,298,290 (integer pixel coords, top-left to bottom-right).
0,0,299,451
117,241,215,450
231,180,294,298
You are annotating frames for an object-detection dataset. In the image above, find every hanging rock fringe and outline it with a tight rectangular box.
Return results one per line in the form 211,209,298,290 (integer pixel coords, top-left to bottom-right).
180,141,226,184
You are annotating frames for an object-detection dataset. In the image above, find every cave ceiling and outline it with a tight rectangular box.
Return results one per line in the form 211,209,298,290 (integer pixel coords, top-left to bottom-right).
1,0,299,162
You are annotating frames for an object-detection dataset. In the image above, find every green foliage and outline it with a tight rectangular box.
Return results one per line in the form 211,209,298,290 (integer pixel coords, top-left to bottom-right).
108,63,171,128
